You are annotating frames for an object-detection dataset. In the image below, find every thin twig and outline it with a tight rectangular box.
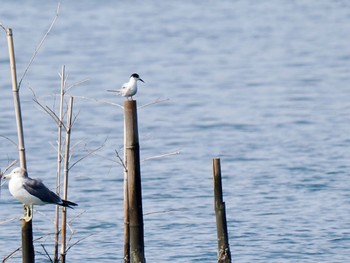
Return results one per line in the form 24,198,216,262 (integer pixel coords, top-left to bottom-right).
0,135,18,147
3,236,44,262
58,71,69,90
66,79,90,93
68,209,86,225
89,152,121,164
65,233,95,253
139,97,169,109
0,217,17,225
18,3,60,89
70,110,80,129
69,140,86,154
69,141,106,170
30,87,63,127
1,160,18,193
2,246,21,262
143,150,180,161
73,95,124,108
115,149,127,172
144,209,177,216
40,244,53,263
0,159,17,178
0,22,7,31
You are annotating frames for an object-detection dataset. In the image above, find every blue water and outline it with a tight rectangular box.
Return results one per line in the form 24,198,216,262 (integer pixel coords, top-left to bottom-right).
1,1,350,262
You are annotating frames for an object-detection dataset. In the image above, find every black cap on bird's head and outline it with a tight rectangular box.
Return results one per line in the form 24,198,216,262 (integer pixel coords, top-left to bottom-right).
130,73,144,83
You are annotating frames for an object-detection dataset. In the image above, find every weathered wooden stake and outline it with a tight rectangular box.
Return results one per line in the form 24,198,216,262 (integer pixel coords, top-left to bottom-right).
124,100,145,263
21,218,34,263
7,28,35,263
212,158,231,263
123,104,130,263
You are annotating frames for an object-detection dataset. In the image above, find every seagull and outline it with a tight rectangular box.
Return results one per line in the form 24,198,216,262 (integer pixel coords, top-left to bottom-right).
108,73,145,100
2,167,78,222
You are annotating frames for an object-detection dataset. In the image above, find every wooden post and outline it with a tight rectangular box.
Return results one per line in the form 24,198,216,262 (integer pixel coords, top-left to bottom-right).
7,28,35,263
21,218,35,263
123,103,130,263
124,100,145,263
60,96,74,263
212,158,231,263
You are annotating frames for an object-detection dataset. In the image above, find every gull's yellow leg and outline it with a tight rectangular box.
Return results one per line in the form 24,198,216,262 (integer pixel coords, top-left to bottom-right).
21,205,33,222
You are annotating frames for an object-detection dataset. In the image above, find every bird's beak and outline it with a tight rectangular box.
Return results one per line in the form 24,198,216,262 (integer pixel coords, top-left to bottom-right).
2,171,12,180
139,78,145,83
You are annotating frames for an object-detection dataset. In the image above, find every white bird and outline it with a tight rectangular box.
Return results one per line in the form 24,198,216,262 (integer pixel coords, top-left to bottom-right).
2,167,77,222
108,73,145,100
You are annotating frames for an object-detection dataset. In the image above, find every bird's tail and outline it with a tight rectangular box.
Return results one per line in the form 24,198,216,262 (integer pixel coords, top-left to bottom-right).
107,89,121,94
61,199,78,208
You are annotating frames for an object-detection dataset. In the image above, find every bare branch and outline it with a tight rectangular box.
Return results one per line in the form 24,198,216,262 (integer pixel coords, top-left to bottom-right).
30,87,64,127
115,149,127,172
69,141,106,171
0,135,18,147
143,150,180,161
65,233,95,253
2,246,21,262
1,159,18,176
70,109,80,129
144,209,177,216
0,22,6,32
88,152,120,164
0,217,17,225
3,236,44,262
1,160,17,191
73,95,124,108
68,209,86,225
139,97,169,109
65,79,90,93
69,140,86,153
18,2,60,89
58,71,69,89
40,244,53,263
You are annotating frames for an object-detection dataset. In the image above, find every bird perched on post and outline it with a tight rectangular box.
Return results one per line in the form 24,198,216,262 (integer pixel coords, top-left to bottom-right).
108,73,145,100
2,167,78,222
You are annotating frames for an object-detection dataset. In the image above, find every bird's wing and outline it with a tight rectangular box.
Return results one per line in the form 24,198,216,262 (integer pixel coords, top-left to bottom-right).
107,87,124,94
120,85,128,91
23,178,62,204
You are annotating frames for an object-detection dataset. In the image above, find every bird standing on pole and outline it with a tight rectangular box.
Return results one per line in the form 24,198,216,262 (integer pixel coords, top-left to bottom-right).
2,167,78,222
108,73,145,100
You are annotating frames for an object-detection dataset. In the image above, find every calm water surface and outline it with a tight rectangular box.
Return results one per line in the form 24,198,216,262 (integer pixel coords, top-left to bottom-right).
1,1,350,262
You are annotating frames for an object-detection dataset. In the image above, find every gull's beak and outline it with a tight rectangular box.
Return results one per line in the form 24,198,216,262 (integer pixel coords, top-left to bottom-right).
2,171,13,180
138,78,145,83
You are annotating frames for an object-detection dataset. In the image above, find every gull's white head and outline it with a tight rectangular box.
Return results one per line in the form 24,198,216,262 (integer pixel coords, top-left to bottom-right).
3,167,27,180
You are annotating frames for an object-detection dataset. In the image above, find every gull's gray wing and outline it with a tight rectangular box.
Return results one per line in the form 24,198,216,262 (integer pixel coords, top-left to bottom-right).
23,177,62,204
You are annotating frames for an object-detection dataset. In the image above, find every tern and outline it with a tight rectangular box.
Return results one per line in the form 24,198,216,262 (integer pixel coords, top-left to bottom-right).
3,167,77,222
108,73,145,100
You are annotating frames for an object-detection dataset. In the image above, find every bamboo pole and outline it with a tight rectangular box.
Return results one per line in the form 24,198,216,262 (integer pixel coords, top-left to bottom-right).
124,100,145,263
60,96,73,263
7,28,35,263
54,65,66,263
124,104,130,263
212,158,231,263
7,29,26,168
